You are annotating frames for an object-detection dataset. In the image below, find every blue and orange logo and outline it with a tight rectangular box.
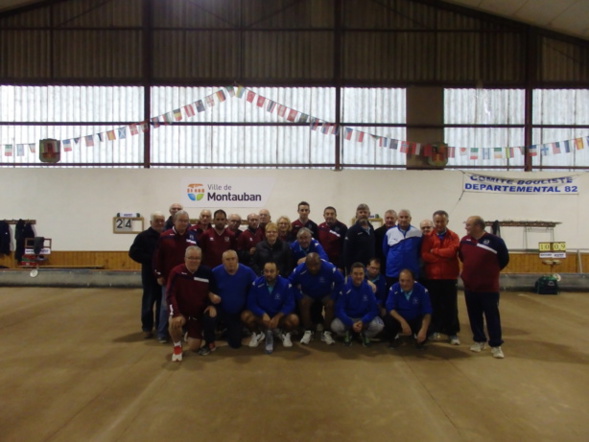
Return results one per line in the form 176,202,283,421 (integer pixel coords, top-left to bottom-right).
187,183,206,201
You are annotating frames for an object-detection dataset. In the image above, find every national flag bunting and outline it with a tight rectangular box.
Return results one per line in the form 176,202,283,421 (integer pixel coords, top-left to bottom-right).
118,127,127,139
266,100,276,113
277,105,287,117
173,108,182,121
287,109,298,122
63,139,72,152
246,91,256,103
344,127,353,140
85,135,94,147
216,90,226,102
470,148,479,160
107,130,116,141
16,144,24,156
5,144,13,156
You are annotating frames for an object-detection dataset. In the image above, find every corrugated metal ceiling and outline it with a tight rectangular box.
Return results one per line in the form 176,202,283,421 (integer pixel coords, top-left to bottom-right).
1,0,588,41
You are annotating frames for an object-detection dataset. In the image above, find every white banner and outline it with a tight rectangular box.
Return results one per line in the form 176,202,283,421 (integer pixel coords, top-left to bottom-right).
182,177,275,208
463,173,579,195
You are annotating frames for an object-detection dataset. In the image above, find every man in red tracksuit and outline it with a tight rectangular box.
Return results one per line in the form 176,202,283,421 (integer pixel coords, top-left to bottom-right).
421,210,461,345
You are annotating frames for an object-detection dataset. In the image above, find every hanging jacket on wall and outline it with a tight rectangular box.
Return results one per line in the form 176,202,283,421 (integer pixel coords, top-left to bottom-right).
0,221,10,256
15,220,35,263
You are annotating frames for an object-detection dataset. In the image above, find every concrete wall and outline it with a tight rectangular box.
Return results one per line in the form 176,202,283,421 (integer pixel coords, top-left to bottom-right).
2,168,587,252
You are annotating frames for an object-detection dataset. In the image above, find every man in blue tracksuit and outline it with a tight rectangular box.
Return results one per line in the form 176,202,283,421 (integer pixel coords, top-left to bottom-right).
383,209,422,287
384,268,432,349
331,262,384,346
289,253,344,345
241,261,299,354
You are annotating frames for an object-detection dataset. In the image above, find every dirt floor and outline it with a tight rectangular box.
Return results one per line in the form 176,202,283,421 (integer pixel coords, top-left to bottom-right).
0,287,588,442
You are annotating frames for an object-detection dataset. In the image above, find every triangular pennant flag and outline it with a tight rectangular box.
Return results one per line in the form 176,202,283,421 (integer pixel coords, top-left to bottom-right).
28,143,36,153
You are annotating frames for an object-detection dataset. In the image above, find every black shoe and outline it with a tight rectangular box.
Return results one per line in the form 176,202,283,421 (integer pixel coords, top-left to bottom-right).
388,338,401,349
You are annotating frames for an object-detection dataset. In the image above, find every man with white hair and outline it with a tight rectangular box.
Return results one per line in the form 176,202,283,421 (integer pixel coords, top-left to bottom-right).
383,209,422,287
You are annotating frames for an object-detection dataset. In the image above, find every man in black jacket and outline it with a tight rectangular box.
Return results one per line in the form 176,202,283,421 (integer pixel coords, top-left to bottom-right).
129,212,166,338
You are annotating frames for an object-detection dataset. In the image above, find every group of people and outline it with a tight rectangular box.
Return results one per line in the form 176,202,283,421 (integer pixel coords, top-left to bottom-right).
129,201,509,362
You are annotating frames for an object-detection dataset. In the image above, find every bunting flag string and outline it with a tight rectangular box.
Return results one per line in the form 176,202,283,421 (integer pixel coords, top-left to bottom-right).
2,83,589,161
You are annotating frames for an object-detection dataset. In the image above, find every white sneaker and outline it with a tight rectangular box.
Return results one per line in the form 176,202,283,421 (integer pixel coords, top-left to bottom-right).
449,335,461,345
248,332,265,348
282,332,293,347
491,346,505,359
172,345,183,362
321,330,335,345
265,330,274,354
470,342,486,352
300,330,313,345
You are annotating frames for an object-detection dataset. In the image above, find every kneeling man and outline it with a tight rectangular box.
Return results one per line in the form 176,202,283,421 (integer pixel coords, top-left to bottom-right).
384,269,432,349
241,261,299,354
331,262,384,346
167,246,219,362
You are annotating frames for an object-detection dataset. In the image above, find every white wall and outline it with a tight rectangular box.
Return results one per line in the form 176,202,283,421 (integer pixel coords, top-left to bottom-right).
3,169,587,251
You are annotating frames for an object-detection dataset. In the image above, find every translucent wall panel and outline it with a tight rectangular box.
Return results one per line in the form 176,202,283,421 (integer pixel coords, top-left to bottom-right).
151,125,335,166
445,89,525,125
0,124,144,165
341,88,406,166
0,86,143,122
532,90,589,169
445,89,525,169
533,89,589,125
341,88,405,124
0,85,144,165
